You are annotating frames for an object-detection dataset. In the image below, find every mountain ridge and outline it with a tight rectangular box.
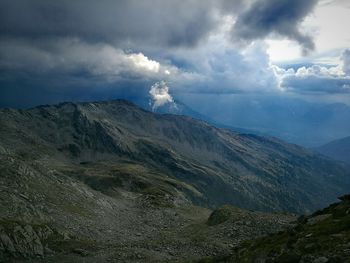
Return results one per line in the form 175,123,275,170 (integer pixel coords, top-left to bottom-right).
315,136,350,164
1,99,350,262
1,99,349,214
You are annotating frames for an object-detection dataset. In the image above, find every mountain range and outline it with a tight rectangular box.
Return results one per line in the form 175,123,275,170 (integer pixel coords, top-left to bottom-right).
1,99,349,213
1,99,350,262
177,95,350,147
315,136,350,164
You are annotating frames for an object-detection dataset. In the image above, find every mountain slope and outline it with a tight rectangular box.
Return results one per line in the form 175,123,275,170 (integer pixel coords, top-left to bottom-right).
0,152,296,262
315,136,350,164
214,195,350,263
1,99,349,214
140,97,260,135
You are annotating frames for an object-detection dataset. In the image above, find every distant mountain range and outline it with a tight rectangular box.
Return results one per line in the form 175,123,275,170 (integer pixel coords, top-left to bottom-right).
142,97,266,136
315,136,350,164
176,95,350,147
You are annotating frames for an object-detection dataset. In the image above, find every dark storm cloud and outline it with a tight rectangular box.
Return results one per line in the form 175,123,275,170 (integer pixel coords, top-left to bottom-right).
0,0,338,109
232,0,318,55
0,0,224,48
282,75,350,94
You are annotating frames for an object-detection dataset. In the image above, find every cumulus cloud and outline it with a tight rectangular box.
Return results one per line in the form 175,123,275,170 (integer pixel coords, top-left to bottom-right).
274,50,350,94
149,81,175,110
232,0,318,55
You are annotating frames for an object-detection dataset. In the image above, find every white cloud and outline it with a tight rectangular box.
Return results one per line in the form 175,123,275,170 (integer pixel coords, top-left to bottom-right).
149,81,175,110
273,50,350,94
127,53,160,73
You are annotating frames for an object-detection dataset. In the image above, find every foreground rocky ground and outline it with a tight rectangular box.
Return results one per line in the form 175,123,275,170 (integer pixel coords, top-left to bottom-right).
199,195,350,263
1,100,349,262
0,154,295,262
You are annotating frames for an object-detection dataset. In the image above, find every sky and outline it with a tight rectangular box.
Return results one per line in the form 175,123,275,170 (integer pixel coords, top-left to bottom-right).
0,0,350,109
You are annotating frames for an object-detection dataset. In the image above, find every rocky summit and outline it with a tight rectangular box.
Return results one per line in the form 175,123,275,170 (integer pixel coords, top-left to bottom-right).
0,100,349,262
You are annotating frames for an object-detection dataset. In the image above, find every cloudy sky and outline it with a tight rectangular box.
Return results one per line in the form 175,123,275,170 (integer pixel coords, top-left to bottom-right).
1,0,350,109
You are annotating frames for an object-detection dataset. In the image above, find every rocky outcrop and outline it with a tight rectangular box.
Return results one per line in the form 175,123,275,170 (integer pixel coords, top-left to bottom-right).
0,222,54,261
218,194,350,262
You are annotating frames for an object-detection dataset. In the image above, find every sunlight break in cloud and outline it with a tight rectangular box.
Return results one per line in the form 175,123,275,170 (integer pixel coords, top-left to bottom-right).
273,49,350,94
128,53,160,73
149,81,175,110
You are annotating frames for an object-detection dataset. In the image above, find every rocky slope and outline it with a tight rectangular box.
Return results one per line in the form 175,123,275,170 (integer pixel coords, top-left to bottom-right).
0,154,295,262
1,100,349,213
206,195,350,263
0,99,350,262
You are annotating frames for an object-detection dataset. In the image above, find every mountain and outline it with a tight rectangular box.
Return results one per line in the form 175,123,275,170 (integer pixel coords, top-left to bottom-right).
138,97,261,135
180,95,350,147
1,99,350,261
1,99,349,213
315,136,350,164
210,194,350,263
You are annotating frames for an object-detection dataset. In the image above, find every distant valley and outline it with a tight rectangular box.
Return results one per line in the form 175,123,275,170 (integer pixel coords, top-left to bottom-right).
175,95,350,147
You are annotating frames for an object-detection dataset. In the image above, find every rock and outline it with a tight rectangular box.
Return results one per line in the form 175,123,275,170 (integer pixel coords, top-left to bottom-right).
0,233,16,253
44,245,54,255
0,145,7,154
24,225,44,257
307,214,332,225
63,232,70,240
0,223,56,259
19,193,30,201
330,233,343,238
305,243,316,250
313,256,328,263
338,195,350,201
72,248,89,257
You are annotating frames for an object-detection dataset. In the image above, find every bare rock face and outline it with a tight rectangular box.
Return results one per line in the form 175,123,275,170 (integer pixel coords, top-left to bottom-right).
225,196,350,263
0,222,54,260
